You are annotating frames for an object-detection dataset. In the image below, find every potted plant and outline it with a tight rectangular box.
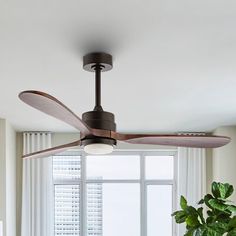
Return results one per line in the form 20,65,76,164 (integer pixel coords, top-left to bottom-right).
172,182,236,235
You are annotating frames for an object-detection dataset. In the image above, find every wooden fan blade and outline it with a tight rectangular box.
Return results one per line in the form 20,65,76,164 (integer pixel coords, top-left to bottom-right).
19,90,92,137
112,132,231,148
23,140,81,159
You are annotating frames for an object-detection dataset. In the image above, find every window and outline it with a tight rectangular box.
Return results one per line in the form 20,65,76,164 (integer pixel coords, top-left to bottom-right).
53,150,177,236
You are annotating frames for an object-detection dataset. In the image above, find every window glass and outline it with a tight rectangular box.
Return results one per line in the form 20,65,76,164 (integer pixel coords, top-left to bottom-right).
147,185,172,236
86,155,140,179
145,156,174,179
87,183,103,236
53,155,81,180
53,151,176,236
87,183,140,236
54,185,80,236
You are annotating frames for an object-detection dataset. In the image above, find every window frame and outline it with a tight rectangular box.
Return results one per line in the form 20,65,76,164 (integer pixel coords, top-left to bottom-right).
53,149,178,236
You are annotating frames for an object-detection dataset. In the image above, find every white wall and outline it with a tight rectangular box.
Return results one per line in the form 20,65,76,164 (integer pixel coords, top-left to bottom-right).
52,132,80,146
0,120,6,236
6,122,16,236
212,126,236,202
0,119,16,236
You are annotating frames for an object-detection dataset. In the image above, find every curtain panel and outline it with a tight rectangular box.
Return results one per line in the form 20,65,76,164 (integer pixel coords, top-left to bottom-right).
177,147,206,236
21,132,53,236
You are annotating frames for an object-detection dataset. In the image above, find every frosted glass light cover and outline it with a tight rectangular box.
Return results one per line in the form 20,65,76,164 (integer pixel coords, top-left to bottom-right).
84,143,114,155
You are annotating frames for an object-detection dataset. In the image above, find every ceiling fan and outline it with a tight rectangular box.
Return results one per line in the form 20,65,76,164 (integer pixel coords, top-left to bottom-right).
19,52,231,159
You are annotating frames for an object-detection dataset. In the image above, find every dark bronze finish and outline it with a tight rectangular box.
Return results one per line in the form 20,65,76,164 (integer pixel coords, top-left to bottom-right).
82,109,116,148
83,52,113,72
83,52,113,111
81,137,116,147
83,52,116,146
82,110,116,131
94,66,103,111
82,52,116,152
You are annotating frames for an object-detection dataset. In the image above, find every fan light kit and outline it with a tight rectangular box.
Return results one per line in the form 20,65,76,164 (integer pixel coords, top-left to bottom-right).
84,143,114,155
19,52,231,159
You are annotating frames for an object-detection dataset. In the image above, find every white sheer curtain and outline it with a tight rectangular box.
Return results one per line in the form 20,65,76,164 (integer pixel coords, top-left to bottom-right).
177,147,206,236
21,132,53,236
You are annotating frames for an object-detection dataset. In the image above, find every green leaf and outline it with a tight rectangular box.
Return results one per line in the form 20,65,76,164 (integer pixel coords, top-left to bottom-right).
205,229,223,236
181,195,188,210
197,207,205,224
204,194,214,209
193,226,207,236
212,182,234,199
216,212,232,223
204,223,227,236
198,199,204,204
186,214,201,227
208,199,228,212
219,198,233,203
174,210,186,223
227,205,236,213
207,210,213,217
184,229,194,236
225,185,234,199
171,211,178,216
228,216,236,228
227,228,236,236
209,222,228,233
212,182,221,198
173,182,236,235
184,228,197,236
206,216,215,224
186,206,198,215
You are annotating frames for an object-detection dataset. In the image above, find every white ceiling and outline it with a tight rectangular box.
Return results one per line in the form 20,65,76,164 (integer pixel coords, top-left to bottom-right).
1,0,236,133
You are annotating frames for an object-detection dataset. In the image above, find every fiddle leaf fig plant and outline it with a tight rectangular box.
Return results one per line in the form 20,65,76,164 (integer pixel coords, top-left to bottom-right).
172,182,236,236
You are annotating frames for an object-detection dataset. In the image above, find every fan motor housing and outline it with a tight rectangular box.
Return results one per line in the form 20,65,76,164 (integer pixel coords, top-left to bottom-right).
82,110,116,131
81,110,117,146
